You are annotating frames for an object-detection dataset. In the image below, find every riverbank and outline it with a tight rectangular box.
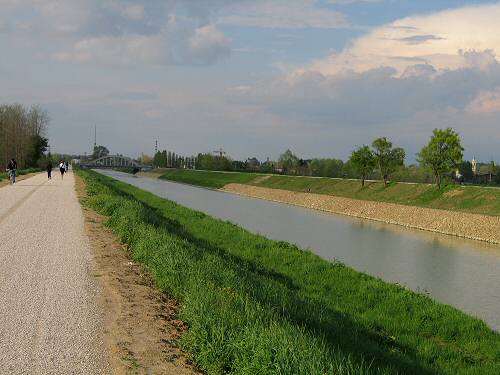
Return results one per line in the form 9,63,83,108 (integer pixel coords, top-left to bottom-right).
79,169,500,374
159,169,500,216
222,183,500,244
157,169,500,243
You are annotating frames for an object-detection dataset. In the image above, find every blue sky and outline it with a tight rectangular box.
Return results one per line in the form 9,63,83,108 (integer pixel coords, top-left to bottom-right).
2,1,500,162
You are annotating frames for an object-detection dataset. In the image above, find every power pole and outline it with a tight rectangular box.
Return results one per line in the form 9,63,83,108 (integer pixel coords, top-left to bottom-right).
94,124,97,148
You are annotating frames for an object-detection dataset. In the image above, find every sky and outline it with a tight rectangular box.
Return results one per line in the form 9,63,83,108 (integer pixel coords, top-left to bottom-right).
2,0,500,162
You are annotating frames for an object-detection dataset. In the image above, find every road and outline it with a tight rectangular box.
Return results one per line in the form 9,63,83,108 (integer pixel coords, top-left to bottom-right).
0,172,109,374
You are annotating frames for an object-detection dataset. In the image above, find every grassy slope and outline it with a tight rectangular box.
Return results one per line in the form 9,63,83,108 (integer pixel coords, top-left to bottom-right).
160,170,500,216
80,169,500,375
159,169,261,189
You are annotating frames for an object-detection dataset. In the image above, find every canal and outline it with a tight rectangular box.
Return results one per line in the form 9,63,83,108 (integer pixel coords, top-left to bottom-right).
98,170,500,330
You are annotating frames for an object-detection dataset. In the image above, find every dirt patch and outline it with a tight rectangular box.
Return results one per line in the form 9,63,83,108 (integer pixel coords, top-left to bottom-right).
252,175,272,184
443,189,465,198
75,174,201,375
222,183,500,244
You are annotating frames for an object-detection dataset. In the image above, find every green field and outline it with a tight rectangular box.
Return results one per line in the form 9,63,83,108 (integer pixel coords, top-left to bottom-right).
159,169,500,216
79,169,500,374
159,169,260,188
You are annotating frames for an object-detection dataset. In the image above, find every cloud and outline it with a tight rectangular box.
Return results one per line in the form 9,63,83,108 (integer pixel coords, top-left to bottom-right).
122,4,145,21
309,3,500,76
0,20,10,33
53,19,231,66
217,0,349,29
466,88,500,114
1,0,231,66
230,3,500,130
395,34,445,45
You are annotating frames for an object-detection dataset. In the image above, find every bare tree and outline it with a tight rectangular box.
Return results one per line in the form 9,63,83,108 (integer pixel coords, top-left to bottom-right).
0,104,50,169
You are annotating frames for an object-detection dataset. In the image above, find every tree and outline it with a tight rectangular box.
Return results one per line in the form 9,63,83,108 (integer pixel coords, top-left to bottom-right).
458,161,473,182
350,146,375,186
26,135,49,167
417,128,463,189
92,145,109,159
0,103,50,168
278,149,299,174
372,137,405,187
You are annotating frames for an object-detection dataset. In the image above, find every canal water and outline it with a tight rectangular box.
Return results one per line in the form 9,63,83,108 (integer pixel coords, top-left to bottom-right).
98,170,500,331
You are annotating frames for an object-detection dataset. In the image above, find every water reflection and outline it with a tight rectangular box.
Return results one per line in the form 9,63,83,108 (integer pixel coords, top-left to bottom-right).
98,170,500,331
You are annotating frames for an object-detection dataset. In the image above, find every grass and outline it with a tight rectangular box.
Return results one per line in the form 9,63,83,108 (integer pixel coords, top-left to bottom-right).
79,169,500,374
0,168,42,182
159,169,500,216
159,169,261,189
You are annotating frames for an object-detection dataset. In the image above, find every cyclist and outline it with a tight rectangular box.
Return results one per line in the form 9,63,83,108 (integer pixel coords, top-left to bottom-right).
6,158,17,185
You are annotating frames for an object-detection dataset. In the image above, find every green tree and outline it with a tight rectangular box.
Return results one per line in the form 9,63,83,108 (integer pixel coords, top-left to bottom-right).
458,161,473,182
92,145,109,159
417,128,463,189
350,146,375,186
278,149,299,174
372,137,405,187
26,135,49,167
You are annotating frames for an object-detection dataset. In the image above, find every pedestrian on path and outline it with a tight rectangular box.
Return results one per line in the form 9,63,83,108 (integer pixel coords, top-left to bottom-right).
59,160,65,180
6,158,17,185
47,160,53,179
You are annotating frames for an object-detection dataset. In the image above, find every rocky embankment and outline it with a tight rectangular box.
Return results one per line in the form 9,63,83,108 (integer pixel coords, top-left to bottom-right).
222,183,500,244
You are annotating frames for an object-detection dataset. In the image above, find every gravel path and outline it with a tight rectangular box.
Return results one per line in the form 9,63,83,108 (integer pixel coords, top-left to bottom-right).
0,172,109,374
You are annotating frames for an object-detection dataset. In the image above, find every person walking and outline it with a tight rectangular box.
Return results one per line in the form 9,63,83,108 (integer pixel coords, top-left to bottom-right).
6,158,17,185
64,161,69,173
59,160,65,180
47,160,53,180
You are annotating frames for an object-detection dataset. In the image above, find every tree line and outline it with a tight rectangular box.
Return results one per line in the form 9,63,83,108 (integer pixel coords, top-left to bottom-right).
0,104,49,169
153,127,499,189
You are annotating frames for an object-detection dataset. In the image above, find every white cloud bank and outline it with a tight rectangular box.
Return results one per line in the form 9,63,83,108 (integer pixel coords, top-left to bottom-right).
236,3,500,126
309,3,500,75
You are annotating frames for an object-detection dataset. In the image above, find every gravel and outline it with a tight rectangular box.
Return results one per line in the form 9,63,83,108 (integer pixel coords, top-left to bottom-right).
223,183,500,244
0,172,110,374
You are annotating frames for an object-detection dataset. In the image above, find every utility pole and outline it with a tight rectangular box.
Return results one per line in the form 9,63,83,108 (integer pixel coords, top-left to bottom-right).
94,124,97,148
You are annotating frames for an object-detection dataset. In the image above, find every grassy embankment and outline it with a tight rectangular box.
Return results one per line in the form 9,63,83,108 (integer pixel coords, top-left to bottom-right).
159,169,500,216
0,168,42,182
158,169,258,188
79,169,500,375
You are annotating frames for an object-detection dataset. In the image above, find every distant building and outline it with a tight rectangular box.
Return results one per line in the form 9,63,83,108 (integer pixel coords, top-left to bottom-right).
472,157,496,183
246,157,260,171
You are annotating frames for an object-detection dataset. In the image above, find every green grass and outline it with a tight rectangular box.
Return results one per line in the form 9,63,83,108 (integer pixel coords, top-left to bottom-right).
159,169,261,189
0,168,42,182
159,169,500,216
79,169,500,374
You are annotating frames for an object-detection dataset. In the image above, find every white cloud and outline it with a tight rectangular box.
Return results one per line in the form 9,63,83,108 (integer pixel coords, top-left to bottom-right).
309,3,500,76
53,20,231,66
466,88,500,114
